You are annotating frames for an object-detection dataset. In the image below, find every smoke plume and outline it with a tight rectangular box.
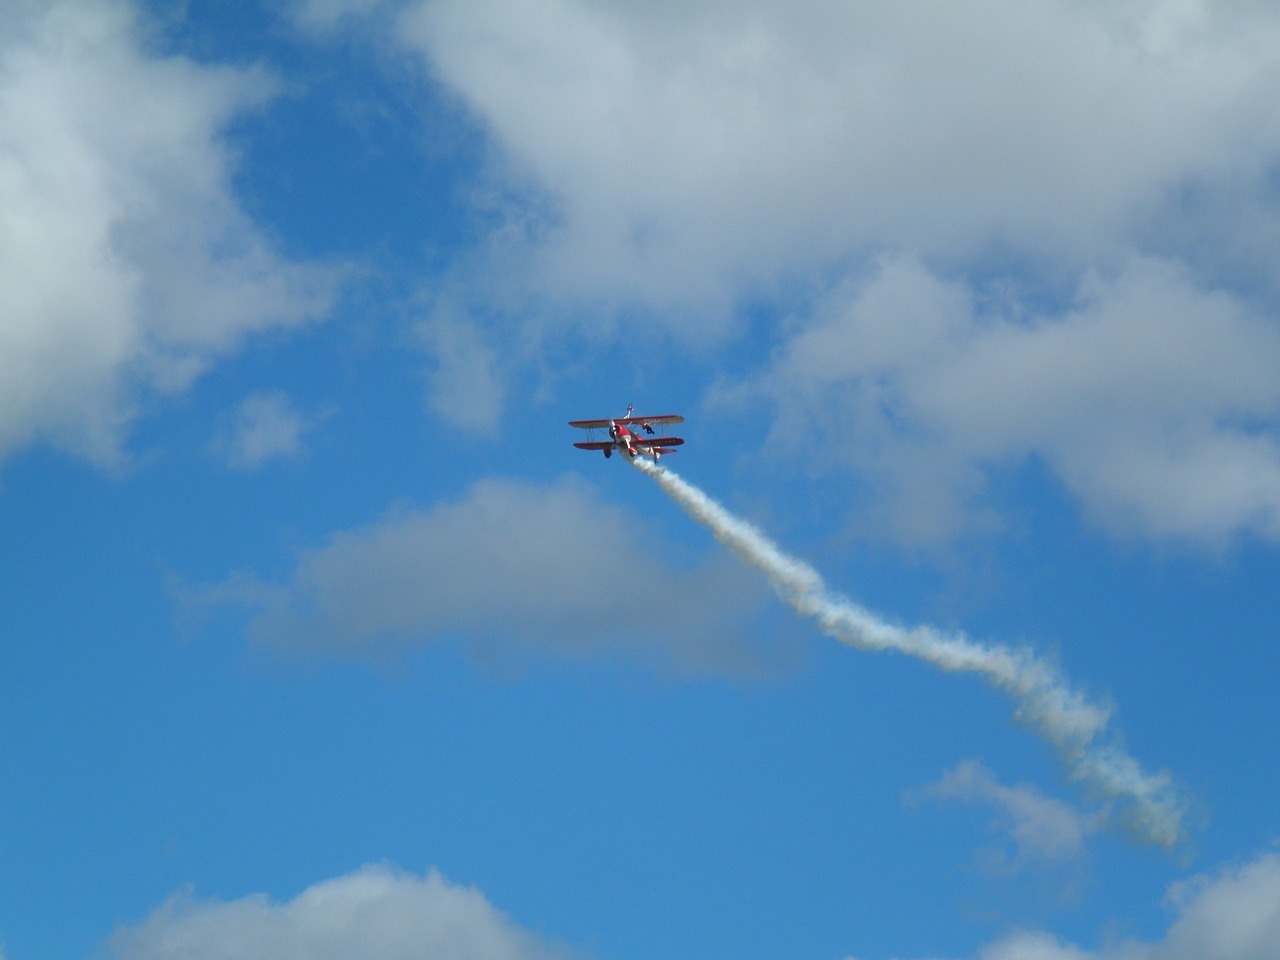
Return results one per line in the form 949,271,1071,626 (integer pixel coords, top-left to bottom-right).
632,458,1186,848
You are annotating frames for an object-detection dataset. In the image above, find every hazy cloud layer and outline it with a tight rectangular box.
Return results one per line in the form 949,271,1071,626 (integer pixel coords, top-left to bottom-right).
0,0,333,465
109,864,565,960
203,474,774,673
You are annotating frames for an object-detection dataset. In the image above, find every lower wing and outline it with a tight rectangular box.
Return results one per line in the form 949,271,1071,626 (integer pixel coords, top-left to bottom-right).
633,436,684,448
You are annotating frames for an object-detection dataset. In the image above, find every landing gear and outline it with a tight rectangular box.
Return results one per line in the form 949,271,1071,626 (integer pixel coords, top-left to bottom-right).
604,447,613,459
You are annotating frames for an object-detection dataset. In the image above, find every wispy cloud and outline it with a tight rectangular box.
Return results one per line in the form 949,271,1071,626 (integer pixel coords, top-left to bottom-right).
419,304,504,434
917,760,1102,866
213,391,317,470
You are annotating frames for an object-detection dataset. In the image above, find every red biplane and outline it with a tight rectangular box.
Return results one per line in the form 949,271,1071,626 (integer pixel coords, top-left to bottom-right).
569,405,685,461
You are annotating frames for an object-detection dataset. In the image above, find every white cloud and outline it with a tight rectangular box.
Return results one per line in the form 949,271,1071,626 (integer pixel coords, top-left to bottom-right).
920,760,1102,866
361,0,1280,548
1158,851,1280,960
979,932,1103,960
199,474,775,673
0,0,334,466
971,850,1280,960
108,863,567,960
106,850,1280,960
387,0,1280,329
735,255,1280,546
213,391,315,470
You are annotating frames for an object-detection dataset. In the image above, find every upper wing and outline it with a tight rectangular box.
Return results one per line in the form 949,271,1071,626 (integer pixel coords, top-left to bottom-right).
614,414,684,427
569,414,684,430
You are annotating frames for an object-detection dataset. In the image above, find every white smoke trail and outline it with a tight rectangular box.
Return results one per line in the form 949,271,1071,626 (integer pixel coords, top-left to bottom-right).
632,457,1186,848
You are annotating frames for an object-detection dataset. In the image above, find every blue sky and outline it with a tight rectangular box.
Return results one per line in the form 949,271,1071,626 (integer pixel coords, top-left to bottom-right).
2,1,1279,957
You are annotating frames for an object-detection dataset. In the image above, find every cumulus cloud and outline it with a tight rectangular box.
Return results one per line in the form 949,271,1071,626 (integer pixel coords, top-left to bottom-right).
386,0,1280,327
1158,851,1280,960
0,0,334,466
973,849,1280,960
108,863,567,960
733,255,1280,545
338,0,1280,548
919,760,1102,866
197,474,775,673
107,851,1280,960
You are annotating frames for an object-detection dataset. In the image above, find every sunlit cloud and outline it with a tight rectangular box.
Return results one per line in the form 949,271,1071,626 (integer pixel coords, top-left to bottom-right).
108,864,566,960
107,849,1280,960
0,0,335,466
387,0,1280,323
732,255,1280,546
974,850,1280,959
324,0,1280,549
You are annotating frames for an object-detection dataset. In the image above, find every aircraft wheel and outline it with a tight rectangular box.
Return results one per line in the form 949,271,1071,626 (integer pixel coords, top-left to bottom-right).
604,448,612,459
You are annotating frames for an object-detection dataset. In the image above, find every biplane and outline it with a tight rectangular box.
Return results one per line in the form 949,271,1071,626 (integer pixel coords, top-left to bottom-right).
569,405,685,461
